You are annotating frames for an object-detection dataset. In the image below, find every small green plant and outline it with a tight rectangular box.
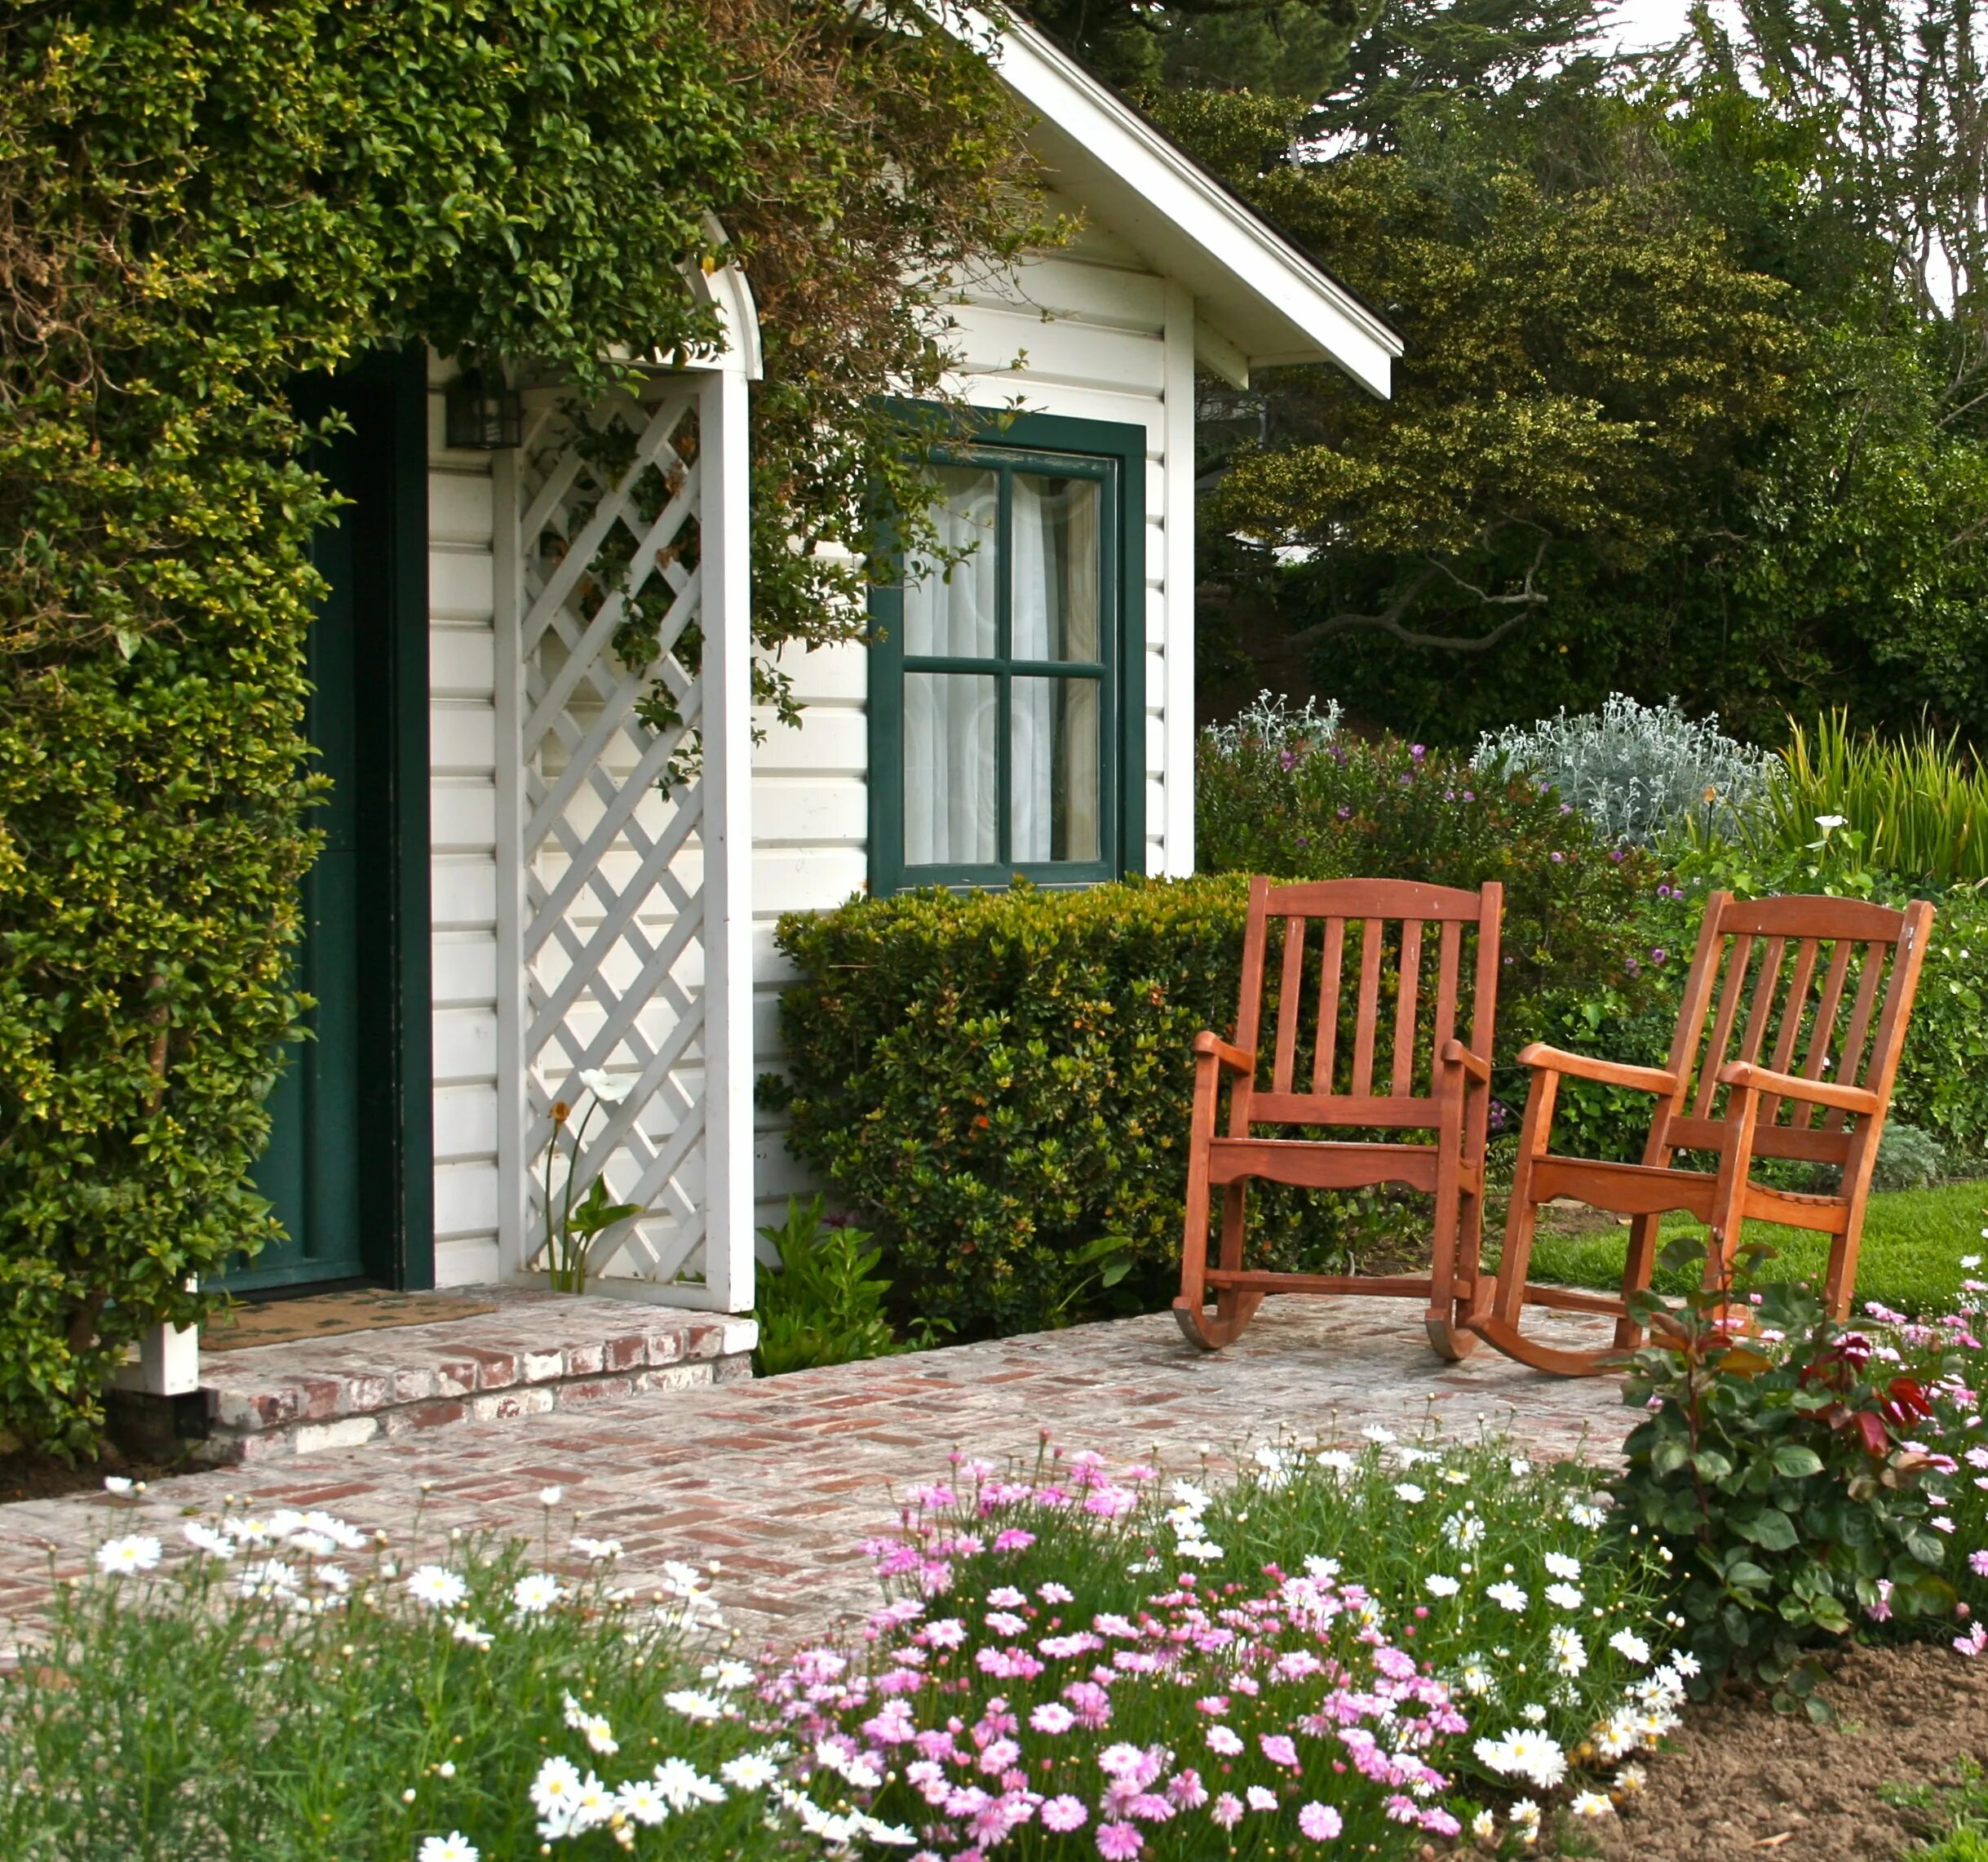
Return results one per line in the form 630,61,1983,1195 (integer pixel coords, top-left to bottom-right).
751,1195,903,1375
534,1071,641,1295
1614,1235,1955,1717
1043,1231,1134,1326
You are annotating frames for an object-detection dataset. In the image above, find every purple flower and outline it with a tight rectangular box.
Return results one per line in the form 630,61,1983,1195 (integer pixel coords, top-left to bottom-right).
1609,849,1626,862
1278,750,1298,771
1550,851,1565,863
1650,947,1667,964
1096,1821,1144,1860
1463,789,1475,801
1487,1099,1509,1133
1410,743,1426,760
1336,806,1352,820
1300,1802,1344,1841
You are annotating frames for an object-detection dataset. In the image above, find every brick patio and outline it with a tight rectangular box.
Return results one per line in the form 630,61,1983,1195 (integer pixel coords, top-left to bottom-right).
0,1297,1630,1651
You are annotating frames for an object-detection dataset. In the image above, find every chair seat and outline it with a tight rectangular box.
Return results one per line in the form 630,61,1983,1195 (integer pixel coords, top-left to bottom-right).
1208,1137,1454,1195
1530,1156,1849,1234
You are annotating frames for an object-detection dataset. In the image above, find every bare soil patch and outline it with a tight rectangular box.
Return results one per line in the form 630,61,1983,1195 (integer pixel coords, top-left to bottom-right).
1587,1641,1988,1861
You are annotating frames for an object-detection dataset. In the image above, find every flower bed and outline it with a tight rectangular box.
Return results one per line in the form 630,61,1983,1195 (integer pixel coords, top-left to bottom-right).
7,1430,1689,1860
28,1244,1988,1862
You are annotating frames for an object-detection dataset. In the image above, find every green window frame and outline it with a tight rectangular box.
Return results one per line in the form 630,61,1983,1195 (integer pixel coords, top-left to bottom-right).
869,410,1146,895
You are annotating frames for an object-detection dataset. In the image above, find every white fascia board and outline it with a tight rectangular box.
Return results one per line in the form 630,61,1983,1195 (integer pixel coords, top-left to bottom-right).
956,6,1401,397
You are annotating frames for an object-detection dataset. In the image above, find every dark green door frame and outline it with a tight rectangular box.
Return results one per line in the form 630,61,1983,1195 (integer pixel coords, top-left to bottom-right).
239,347,434,1292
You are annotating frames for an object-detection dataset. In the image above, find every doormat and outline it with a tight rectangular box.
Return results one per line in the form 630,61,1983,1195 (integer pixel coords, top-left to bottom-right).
201,1291,499,1352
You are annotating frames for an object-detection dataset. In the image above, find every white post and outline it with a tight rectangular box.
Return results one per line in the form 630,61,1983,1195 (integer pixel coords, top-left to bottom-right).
492,438,529,1281
1162,282,1198,878
116,1278,200,1396
697,360,758,1314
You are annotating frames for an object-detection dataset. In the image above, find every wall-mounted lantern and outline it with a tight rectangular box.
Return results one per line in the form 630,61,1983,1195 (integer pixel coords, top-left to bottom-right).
445,366,522,451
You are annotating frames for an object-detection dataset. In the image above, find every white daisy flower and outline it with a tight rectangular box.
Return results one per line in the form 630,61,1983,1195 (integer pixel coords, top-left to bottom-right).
652,1757,726,1810
663,1688,724,1722
238,1558,299,1597
615,1778,669,1825
184,1522,236,1560
1546,1582,1584,1610
406,1565,468,1610
1609,1629,1652,1665
1394,1482,1426,1504
102,1476,134,1496
95,1534,162,1576
449,1618,494,1649
511,1572,562,1615
1543,1552,1582,1579
720,1751,781,1791
1424,1573,1462,1597
1571,1790,1614,1818
569,1535,622,1562
1487,1580,1528,1612
702,1659,756,1691
416,1834,479,1862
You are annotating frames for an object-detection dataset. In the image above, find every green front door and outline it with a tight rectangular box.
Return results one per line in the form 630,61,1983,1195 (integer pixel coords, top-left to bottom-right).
232,353,436,1293
239,432,369,1291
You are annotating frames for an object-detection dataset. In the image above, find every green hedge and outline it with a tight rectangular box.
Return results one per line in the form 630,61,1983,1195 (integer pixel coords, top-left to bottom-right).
770,879,1249,1335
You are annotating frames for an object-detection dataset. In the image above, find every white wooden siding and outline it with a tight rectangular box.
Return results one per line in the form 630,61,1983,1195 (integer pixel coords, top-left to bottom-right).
426,354,505,1287
749,231,1198,1235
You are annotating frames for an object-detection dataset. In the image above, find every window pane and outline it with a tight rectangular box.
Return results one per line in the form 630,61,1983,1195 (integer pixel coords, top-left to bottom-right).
902,466,998,658
1011,473,1101,663
1011,676,1101,862
905,672,998,867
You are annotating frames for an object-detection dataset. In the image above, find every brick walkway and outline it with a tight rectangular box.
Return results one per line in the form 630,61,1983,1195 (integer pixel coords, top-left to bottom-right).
0,1297,1630,1651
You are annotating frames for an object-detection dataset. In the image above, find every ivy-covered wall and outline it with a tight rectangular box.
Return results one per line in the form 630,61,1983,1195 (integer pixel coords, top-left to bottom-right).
0,0,1044,1454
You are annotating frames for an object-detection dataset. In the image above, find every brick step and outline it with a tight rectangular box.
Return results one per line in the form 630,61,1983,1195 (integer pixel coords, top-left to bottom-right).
107,1287,756,1466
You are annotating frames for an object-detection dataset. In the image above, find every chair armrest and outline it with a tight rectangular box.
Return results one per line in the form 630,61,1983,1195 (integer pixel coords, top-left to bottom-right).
1193,1032,1256,1074
1717,1060,1880,1116
1516,1043,1679,1095
1437,1039,1492,1084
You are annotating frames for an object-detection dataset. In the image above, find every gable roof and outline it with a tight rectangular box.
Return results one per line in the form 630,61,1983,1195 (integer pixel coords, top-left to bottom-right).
963,7,1403,397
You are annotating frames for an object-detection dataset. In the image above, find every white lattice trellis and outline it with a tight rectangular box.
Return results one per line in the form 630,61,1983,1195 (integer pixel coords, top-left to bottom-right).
494,292,757,1310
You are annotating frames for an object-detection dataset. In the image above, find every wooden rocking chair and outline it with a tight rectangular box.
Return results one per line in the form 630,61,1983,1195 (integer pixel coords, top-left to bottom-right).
1468,891,1936,1377
1175,876,1503,1359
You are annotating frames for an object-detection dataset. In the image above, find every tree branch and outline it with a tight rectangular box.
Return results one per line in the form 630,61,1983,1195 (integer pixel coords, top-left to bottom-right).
1285,534,1552,653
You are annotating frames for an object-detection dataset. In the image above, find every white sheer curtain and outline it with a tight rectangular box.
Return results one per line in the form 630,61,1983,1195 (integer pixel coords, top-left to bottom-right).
1011,473,1101,862
904,468,998,867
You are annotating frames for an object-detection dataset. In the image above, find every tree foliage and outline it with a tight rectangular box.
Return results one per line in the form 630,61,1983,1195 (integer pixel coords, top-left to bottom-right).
0,0,1045,1453
1029,0,1988,747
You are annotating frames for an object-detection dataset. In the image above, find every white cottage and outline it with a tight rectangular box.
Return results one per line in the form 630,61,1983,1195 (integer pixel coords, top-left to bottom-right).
220,13,1401,1330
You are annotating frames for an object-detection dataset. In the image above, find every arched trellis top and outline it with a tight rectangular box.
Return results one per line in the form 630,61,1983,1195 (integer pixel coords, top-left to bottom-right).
674,223,762,381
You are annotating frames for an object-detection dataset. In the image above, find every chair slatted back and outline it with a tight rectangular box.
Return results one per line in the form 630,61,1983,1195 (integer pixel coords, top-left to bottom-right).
1229,877,1501,1136
1657,891,1933,1168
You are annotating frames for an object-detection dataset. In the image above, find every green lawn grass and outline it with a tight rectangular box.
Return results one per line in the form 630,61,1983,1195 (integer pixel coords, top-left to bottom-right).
1513,1179,1988,1317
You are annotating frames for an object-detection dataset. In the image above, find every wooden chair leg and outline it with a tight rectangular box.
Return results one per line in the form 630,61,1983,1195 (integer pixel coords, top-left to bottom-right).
1423,1141,1477,1362
1175,1181,1264,1350
1468,1068,1620,1376
1613,1211,1661,1352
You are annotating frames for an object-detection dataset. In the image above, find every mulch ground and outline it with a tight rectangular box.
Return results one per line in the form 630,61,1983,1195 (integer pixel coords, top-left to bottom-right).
1587,1641,1988,1861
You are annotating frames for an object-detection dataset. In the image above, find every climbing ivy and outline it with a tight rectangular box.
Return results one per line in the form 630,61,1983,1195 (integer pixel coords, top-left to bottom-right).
0,0,1045,1454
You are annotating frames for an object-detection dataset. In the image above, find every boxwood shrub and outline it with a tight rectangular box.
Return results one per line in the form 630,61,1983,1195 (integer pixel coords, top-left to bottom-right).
768,878,1252,1336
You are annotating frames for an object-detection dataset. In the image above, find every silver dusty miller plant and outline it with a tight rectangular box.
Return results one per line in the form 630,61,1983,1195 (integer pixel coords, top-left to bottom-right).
1477,694,1772,847
1201,689,1344,760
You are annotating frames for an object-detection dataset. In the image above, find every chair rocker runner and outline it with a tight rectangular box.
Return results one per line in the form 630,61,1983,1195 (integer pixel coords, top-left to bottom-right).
1469,890,1935,1377
1176,876,1503,1359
